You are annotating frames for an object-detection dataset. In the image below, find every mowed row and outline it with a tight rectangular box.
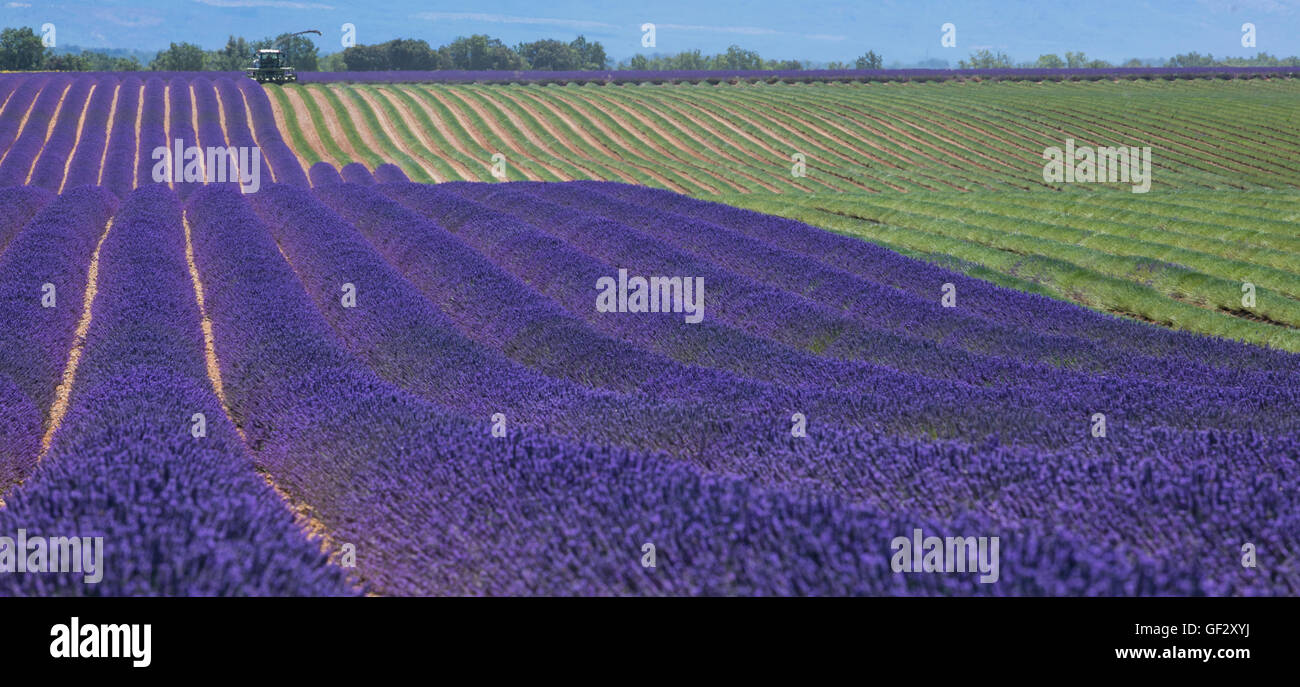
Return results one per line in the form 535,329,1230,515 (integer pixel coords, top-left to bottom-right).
267,78,1300,194
725,189,1300,352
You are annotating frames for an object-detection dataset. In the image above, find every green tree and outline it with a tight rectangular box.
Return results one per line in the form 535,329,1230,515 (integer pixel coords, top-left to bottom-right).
854,50,883,70
0,26,47,70
318,51,347,71
383,38,438,70
340,43,389,70
1035,54,1065,69
439,35,524,70
150,42,205,71
515,39,581,70
1167,51,1215,67
41,53,87,71
205,35,253,71
1064,51,1089,68
718,45,764,69
569,35,607,70
672,49,709,69
958,49,1013,69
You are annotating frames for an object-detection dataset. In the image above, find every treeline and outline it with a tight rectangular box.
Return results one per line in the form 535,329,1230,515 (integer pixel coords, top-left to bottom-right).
0,26,319,71
959,48,1300,69
616,46,882,71
11,22,1293,75
0,27,143,70
330,34,607,71
2,24,881,73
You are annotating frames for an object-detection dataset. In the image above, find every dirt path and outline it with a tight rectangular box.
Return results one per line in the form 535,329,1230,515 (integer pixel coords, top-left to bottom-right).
572,89,774,192
545,88,725,192
827,96,1030,175
504,88,685,191
0,85,14,115
374,86,477,180
188,84,209,182
164,83,174,189
212,82,231,150
471,86,628,183
25,81,73,185
634,89,846,193
94,83,120,187
0,83,42,166
40,217,113,461
56,83,97,193
281,86,343,168
236,87,279,185
131,86,143,189
321,85,407,171
654,89,886,192
435,86,569,180
180,214,360,584
350,86,442,182
418,86,491,152
543,89,715,192
749,94,967,190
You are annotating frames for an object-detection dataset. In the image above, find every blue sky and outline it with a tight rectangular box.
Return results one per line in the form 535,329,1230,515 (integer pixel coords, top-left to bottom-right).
6,0,1300,63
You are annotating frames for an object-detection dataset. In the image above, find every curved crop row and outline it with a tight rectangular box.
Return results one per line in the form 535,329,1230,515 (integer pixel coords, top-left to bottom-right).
28,76,95,191
0,187,113,493
100,77,140,197
604,182,1300,370
0,76,68,187
0,76,44,159
213,77,272,186
0,185,355,595
234,78,306,185
134,78,167,190
184,183,1131,596
269,79,1300,195
62,77,118,190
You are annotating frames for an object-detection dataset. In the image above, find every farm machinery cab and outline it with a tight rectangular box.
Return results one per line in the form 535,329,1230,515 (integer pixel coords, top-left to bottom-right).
247,49,297,83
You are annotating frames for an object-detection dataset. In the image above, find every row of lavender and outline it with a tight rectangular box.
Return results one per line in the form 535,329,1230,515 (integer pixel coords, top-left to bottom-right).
177,167,1300,593
0,186,353,594
196,183,1132,595
0,70,1296,594
8,176,1291,593
0,73,303,194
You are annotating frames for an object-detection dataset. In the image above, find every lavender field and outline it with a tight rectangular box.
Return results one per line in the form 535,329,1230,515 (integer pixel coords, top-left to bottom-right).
0,71,1296,596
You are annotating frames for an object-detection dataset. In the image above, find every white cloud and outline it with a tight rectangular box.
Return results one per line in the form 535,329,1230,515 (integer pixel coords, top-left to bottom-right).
415,12,617,31
194,0,336,9
5,2,33,7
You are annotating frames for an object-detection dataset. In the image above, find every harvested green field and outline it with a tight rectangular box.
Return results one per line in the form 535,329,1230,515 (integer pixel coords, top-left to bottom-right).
270,78,1300,194
720,190,1300,351
269,77,1300,348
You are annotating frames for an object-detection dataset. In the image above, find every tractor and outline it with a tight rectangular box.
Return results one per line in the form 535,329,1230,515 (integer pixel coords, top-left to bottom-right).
246,30,322,84
247,49,297,83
